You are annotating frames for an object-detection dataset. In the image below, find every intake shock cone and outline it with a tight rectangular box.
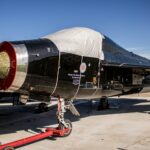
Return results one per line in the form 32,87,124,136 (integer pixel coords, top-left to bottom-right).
0,42,17,90
0,51,10,79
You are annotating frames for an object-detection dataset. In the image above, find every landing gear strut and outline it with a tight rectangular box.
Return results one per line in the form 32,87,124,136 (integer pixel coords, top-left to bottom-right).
57,98,72,136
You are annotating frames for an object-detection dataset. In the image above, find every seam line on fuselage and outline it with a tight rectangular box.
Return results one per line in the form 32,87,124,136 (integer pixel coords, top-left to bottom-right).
72,55,84,100
50,50,61,96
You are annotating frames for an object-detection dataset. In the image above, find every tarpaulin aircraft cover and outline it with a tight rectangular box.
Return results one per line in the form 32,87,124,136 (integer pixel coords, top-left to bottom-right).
43,27,104,60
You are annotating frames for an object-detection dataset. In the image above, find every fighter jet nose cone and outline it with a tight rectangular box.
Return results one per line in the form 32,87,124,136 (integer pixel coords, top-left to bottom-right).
0,51,10,79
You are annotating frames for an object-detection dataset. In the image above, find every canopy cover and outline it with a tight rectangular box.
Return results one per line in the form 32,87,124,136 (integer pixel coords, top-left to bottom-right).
43,27,104,59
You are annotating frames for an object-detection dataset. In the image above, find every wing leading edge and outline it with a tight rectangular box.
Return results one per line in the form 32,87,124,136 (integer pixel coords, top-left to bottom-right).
102,36,150,69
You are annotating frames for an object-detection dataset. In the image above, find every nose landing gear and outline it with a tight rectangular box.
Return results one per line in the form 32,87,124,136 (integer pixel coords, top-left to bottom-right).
57,98,72,137
0,97,73,150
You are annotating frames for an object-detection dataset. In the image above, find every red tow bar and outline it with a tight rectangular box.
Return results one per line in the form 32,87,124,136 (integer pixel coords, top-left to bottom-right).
0,127,69,150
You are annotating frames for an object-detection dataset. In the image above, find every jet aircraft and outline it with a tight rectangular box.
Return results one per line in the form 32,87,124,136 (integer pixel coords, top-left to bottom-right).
0,27,150,135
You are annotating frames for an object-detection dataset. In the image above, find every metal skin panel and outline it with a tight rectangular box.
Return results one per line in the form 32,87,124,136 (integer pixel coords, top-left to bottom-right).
75,57,100,99
9,44,28,91
11,39,59,99
52,53,82,99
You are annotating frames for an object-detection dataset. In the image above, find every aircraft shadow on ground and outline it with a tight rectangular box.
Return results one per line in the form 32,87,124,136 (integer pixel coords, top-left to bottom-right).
0,98,150,135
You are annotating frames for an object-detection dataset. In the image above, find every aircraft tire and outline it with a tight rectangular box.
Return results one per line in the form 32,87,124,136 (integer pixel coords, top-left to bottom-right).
59,119,72,137
97,97,109,110
38,103,48,113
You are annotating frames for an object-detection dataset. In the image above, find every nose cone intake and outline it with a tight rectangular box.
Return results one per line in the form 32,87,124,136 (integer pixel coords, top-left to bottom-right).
0,42,17,90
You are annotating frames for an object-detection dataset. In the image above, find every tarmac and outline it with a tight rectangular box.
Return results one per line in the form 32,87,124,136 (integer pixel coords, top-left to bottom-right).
0,93,150,150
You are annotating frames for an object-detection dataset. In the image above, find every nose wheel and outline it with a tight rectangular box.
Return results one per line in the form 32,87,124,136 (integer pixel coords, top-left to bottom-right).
58,119,72,137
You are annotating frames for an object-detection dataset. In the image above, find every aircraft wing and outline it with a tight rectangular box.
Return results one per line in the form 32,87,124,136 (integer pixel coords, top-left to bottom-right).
102,36,150,69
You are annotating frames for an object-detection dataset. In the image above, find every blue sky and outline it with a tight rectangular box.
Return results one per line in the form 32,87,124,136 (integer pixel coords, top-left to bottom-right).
0,0,150,58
